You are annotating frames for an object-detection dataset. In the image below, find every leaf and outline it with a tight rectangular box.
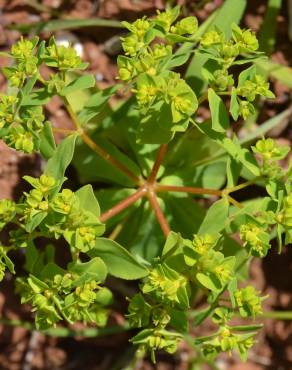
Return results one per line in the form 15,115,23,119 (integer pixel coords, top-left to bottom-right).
39,122,56,160
198,198,229,235
116,201,165,261
238,65,257,87
165,196,205,238
169,308,189,333
75,184,101,217
226,156,242,188
73,135,140,187
241,107,292,145
87,238,148,280
20,88,52,106
68,257,107,285
61,75,96,96
25,212,47,232
11,17,123,33
163,52,192,70
230,88,239,120
208,89,230,133
45,134,77,193
196,272,220,291
78,85,120,125
40,262,66,280
258,0,282,55
256,59,292,88
162,231,183,256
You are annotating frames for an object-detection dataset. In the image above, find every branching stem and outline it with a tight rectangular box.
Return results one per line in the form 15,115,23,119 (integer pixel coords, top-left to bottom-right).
156,184,222,196
80,132,142,185
146,188,170,237
147,144,168,184
100,187,146,222
62,97,142,186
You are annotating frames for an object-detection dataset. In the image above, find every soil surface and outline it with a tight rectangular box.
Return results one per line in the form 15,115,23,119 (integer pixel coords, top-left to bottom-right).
0,0,291,369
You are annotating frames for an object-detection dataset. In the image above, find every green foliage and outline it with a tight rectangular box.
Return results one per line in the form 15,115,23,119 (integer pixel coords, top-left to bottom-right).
0,4,291,367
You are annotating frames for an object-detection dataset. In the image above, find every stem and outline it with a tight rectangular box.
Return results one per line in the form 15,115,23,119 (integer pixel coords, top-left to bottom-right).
156,184,222,196
148,144,168,184
227,195,243,208
108,217,128,240
198,92,208,105
52,127,76,135
226,179,257,194
62,96,142,186
146,190,170,237
81,132,142,185
100,187,146,222
0,317,130,337
260,310,292,320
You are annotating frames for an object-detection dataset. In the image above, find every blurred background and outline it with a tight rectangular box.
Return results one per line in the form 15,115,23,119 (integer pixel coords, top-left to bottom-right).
0,1,291,369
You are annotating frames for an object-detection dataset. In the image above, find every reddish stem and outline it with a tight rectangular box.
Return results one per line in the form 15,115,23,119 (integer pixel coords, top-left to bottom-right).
81,132,142,186
148,144,168,184
100,187,146,222
146,190,170,237
156,184,222,196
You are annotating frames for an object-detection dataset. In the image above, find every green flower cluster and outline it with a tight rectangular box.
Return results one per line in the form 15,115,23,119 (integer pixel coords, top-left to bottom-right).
1,174,104,254
196,285,264,361
131,328,182,363
0,245,15,282
0,95,46,153
201,24,274,120
184,234,235,292
252,138,290,179
127,231,259,361
42,38,87,70
3,37,39,88
117,6,199,141
21,175,104,252
1,36,88,153
16,271,112,330
234,286,264,319
0,198,16,230
201,24,259,66
200,329,256,362
240,222,271,257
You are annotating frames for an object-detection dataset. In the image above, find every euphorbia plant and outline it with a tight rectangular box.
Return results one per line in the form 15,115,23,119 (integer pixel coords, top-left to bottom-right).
0,5,291,365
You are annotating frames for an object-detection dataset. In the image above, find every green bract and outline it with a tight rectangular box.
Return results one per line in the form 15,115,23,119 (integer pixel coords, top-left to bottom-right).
0,4,291,366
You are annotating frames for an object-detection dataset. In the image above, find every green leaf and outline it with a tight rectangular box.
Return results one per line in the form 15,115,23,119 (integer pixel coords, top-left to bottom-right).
198,198,229,235
73,135,140,187
88,238,148,280
45,134,77,189
241,107,292,145
75,184,101,217
169,308,189,333
39,122,56,160
61,75,96,96
40,262,66,280
238,65,257,87
196,272,220,291
25,212,47,232
11,17,123,33
226,156,242,188
258,0,282,55
162,231,183,256
256,59,292,88
20,88,52,106
165,195,205,238
68,257,107,285
78,85,120,125
208,89,230,133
